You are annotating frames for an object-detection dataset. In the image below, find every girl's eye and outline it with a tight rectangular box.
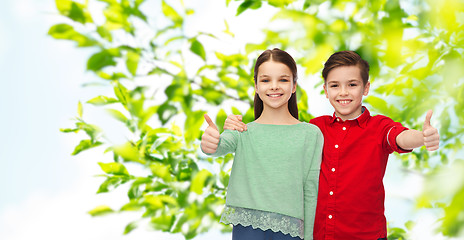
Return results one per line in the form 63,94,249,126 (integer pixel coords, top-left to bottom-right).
330,84,338,88
261,79,269,82
280,79,289,82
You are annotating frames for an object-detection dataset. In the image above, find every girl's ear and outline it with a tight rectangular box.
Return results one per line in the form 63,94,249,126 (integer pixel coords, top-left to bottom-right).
292,82,297,93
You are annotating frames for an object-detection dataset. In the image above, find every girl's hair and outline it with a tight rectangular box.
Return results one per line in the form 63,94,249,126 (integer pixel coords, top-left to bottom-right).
253,48,299,120
322,51,370,85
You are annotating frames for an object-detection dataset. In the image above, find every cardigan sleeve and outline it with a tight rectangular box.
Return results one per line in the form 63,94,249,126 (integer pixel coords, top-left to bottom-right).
304,127,324,240
202,129,239,157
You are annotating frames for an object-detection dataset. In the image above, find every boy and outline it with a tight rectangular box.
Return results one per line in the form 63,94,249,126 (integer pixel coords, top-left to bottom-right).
218,51,440,239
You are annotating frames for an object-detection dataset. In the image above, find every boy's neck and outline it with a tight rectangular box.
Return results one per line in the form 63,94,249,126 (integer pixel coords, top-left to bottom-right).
256,107,300,125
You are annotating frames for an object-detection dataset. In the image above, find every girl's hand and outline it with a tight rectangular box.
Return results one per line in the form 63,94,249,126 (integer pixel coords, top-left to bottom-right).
224,114,247,132
201,114,220,154
423,110,440,151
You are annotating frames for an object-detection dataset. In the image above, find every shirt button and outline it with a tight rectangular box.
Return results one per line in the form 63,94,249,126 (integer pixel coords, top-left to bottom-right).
329,191,334,195
337,118,340,122
342,127,346,130
332,168,336,172
335,144,339,148
328,215,333,219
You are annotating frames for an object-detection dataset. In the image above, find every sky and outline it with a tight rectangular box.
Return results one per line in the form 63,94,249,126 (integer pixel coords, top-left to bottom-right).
0,0,450,239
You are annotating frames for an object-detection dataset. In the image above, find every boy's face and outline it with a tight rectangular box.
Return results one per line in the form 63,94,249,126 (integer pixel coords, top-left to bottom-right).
323,65,370,121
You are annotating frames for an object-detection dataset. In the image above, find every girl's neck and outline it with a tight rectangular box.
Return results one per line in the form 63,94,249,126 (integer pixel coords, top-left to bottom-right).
255,107,300,125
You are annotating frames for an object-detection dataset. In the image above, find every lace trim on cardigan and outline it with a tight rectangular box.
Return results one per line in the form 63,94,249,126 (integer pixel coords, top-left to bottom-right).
220,206,304,239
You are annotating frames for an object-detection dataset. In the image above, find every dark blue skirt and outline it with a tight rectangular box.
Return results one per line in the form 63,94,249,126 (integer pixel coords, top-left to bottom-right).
232,224,302,240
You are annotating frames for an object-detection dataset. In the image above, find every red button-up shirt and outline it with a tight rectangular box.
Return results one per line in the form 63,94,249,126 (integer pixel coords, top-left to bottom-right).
309,107,411,240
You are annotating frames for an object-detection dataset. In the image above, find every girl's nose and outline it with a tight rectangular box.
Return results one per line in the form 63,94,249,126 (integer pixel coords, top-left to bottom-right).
271,81,279,90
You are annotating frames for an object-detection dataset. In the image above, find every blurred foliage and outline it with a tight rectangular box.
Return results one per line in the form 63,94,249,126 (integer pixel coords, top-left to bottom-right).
50,0,464,238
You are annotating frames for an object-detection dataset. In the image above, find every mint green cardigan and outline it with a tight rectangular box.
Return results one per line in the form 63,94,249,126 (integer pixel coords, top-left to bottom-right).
205,122,323,239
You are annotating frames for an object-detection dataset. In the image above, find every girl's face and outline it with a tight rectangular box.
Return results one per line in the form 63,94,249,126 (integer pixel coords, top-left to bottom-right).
255,60,296,113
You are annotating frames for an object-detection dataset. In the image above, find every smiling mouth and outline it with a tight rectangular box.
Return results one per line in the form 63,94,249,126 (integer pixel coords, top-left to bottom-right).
337,100,352,105
267,94,284,98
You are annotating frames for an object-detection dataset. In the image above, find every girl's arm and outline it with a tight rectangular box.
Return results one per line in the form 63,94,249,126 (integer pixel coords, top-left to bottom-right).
396,110,439,151
304,129,324,240
201,114,220,154
201,114,239,157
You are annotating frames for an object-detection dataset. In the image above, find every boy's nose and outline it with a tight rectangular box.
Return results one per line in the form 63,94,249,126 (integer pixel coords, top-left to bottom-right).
340,87,349,95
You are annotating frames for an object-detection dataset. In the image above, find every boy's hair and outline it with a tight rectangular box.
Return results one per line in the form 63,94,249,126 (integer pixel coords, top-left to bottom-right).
322,51,370,85
253,48,298,120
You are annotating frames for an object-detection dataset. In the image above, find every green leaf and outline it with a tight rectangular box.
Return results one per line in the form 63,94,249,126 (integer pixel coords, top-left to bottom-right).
114,82,130,106
60,128,79,133
87,96,118,105
71,139,102,155
48,23,97,47
184,110,206,143
55,0,93,24
87,49,120,71
123,221,138,235
121,200,143,211
126,50,140,76
88,205,114,216
216,109,227,133
268,0,296,8
97,25,113,42
106,109,128,123
113,142,144,163
236,0,262,16
97,176,123,193
77,101,83,117
161,0,183,26
190,169,212,194
98,162,130,176
150,162,172,182
190,39,206,61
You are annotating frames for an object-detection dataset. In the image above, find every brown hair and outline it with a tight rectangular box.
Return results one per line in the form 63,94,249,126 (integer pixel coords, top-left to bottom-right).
253,48,298,120
322,51,370,85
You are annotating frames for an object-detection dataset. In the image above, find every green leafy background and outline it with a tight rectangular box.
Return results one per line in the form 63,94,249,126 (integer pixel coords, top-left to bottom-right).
15,0,463,239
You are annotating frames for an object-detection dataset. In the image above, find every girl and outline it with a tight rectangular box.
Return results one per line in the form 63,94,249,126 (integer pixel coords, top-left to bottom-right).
201,48,323,240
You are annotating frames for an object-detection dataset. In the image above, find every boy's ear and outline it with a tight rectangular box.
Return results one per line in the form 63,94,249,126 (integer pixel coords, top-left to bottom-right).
323,83,328,98
363,81,370,96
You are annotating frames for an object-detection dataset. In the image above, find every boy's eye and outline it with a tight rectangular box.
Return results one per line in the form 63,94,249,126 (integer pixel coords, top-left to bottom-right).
349,83,358,87
280,79,289,82
329,84,338,88
261,79,269,82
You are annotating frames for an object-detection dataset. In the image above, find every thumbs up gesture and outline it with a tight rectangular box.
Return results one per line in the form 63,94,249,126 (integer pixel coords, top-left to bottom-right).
423,110,440,151
201,114,220,154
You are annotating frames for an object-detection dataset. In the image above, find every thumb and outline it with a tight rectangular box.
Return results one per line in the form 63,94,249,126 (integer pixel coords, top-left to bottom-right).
423,110,433,130
204,114,218,131
237,115,243,121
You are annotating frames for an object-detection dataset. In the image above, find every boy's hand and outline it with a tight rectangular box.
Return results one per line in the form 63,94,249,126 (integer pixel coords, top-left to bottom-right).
224,114,247,132
423,110,440,151
201,114,220,154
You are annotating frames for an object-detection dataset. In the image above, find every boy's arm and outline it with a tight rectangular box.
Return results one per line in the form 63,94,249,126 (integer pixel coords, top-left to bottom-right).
224,114,247,132
396,110,440,151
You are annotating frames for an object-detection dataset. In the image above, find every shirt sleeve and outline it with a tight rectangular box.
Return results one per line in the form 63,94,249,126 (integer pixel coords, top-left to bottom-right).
380,117,412,154
304,126,324,240
201,129,239,157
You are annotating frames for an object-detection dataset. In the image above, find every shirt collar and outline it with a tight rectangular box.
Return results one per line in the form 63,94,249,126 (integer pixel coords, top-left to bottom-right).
330,106,370,128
